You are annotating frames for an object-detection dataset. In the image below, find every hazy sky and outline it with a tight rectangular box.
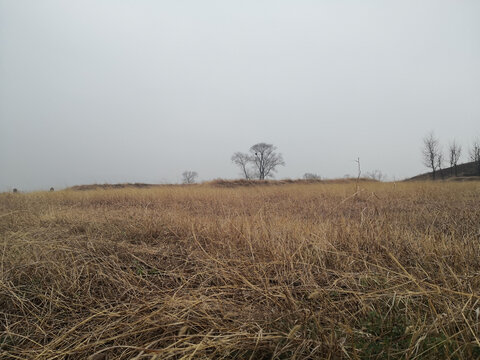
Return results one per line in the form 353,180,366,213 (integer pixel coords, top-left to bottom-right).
1,0,479,191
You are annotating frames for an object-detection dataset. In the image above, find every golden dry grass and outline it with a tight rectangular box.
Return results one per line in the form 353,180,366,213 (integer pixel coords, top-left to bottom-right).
1,181,480,359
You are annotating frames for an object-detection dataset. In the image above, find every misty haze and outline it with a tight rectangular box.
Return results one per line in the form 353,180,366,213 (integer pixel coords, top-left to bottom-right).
1,1,480,359
1,1,479,190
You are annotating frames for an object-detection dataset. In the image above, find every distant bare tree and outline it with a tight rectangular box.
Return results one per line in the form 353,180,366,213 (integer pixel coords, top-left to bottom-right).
250,143,285,180
365,170,385,181
182,171,198,184
470,139,480,175
422,132,440,180
437,149,445,180
231,152,253,179
449,140,462,177
231,143,285,180
303,173,321,180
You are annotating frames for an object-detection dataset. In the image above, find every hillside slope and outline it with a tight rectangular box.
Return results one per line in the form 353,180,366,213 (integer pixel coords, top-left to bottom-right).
408,160,480,181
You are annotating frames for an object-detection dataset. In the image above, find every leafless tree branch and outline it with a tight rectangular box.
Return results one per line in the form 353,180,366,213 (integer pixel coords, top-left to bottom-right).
231,152,253,180
470,139,480,175
231,143,285,180
449,140,462,177
250,143,285,180
422,132,440,180
182,171,198,184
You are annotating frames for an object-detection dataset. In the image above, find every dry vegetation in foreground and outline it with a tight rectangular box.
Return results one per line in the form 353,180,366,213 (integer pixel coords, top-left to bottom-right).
1,181,480,359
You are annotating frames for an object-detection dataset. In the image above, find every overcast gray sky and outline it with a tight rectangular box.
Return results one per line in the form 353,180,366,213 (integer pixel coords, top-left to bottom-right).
1,0,479,191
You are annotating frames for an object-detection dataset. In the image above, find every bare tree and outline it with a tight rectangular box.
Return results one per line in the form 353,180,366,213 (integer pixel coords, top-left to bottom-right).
231,152,253,179
449,140,462,177
303,173,321,180
365,170,385,181
470,139,480,175
250,143,285,180
182,171,198,184
422,132,440,180
231,143,285,180
437,149,445,180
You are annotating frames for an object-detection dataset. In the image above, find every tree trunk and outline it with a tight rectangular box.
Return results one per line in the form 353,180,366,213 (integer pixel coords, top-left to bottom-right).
259,153,265,180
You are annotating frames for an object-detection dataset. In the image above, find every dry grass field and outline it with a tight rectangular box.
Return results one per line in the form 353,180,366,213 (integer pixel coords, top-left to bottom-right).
1,181,480,359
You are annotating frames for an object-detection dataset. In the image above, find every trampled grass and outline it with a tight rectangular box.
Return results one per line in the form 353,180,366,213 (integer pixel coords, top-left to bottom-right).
1,181,480,359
